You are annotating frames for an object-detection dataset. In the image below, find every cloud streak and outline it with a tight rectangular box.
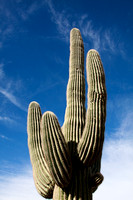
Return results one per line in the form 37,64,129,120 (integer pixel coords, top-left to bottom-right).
0,166,44,200
0,0,44,47
17,1,44,21
45,0,71,41
94,138,133,200
44,0,122,54
0,134,10,140
79,17,117,53
0,0,124,55
0,87,26,112
0,62,27,112
94,96,133,200
0,63,5,79
0,116,14,123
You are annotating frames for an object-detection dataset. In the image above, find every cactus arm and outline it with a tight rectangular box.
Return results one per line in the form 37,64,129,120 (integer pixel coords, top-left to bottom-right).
41,111,72,188
62,28,86,152
77,50,107,166
90,157,104,193
27,101,54,198
91,172,104,193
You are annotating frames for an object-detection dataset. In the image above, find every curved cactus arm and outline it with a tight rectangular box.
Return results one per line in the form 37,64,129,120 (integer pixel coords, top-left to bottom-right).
27,101,55,198
41,111,72,188
91,172,104,193
78,49,107,166
90,157,104,193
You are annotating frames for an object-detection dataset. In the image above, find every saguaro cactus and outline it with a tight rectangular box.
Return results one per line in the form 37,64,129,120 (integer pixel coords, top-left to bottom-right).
27,28,107,200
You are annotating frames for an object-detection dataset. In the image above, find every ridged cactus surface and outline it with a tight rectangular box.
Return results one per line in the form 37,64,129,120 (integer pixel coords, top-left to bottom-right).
27,28,107,200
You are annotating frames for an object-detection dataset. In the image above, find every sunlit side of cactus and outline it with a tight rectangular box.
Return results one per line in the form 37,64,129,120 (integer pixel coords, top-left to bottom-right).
27,28,107,200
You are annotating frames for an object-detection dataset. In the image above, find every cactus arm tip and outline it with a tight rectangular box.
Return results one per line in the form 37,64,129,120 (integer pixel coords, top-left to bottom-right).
28,101,40,107
70,27,80,34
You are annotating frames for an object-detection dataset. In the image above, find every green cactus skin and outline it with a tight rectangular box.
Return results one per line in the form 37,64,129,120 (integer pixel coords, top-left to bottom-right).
27,28,106,200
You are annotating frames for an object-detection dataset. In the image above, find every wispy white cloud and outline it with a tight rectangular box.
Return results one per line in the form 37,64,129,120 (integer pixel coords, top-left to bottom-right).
2,25,14,38
94,137,133,199
0,63,5,79
79,17,101,50
44,0,123,54
0,62,27,112
78,15,119,53
103,30,116,53
45,0,71,41
0,0,44,47
107,94,133,129
0,87,26,112
0,1,16,47
0,166,44,200
94,96,133,199
0,134,10,140
0,0,124,55
17,1,44,21
0,116,14,123
0,42,2,48
114,111,133,139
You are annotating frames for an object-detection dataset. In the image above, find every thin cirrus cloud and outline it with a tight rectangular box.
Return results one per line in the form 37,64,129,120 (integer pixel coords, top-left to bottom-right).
94,96,133,200
45,0,122,54
0,116,14,123
0,166,44,200
0,0,123,55
2,0,116,54
0,0,43,47
0,63,26,112
16,1,45,21
0,87,26,112
0,63,5,78
95,117,133,199
94,138,133,200
45,0,71,40
0,134,10,140
79,17,116,53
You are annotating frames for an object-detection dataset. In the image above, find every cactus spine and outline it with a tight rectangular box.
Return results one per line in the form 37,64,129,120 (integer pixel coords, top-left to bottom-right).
27,28,106,200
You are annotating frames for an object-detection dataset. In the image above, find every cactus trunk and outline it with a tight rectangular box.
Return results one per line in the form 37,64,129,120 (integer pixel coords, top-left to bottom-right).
53,168,92,200
27,28,106,200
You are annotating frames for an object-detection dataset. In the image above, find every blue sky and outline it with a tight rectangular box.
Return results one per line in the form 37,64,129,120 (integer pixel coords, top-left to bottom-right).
0,0,133,199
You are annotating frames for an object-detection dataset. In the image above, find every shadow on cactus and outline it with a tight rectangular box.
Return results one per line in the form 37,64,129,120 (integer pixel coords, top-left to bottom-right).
27,28,107,200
